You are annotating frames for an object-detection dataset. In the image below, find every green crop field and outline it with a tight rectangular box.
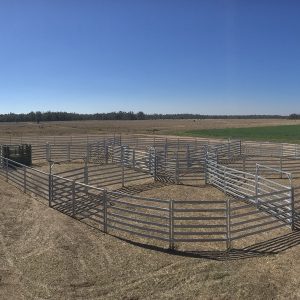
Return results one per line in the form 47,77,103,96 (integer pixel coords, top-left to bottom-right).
175,124,300,143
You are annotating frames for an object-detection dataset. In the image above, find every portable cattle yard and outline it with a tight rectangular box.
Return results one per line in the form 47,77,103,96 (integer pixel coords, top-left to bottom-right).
1,134,300,252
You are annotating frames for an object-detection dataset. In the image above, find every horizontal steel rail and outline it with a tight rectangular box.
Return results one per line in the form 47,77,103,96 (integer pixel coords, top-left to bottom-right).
1,134,300,251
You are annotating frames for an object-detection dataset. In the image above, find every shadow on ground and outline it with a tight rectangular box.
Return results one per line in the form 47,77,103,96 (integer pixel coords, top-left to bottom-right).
111,229,300,261
49,180,300,261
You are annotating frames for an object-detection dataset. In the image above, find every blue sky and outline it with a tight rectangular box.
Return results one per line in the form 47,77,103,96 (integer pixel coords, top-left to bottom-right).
0,0,299,115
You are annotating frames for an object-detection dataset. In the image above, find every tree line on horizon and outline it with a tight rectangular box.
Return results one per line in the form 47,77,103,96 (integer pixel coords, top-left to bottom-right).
0,111,297,123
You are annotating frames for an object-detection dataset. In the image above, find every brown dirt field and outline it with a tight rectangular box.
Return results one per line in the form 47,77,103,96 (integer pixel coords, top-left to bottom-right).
1,118,300,136
2,179,300,299
2,122,300,299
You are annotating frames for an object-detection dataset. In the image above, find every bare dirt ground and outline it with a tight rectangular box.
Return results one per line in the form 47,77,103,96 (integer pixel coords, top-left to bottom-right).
2,180,300,299
2,120,300,299
1,118,300,136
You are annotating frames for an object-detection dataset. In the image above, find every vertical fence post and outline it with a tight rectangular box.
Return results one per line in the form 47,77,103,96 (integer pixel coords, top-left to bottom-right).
67,143,71,161
169,200,174,250
255,164,259,206
103,138,106,160
226,198,232,251
105,144,109,164
175,151,179,184
186,145,190,168
103,190,108,233
153,148,157,181
121,146,125,187
84,159,88,185
112,145,114,163
86,143,90,163
291,187,295,231
23,166,27,193
164,142,168,172
48,174,53,208
95,142,100,163
5,158,8,182
204,154,209,185
72,180,76,217
132,149,136,169
280,157,283,179
46,143,50,162
239,140,242,156
223,168,227,194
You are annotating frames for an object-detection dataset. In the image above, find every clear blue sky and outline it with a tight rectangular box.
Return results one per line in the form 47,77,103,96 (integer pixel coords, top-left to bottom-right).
0,0,299,115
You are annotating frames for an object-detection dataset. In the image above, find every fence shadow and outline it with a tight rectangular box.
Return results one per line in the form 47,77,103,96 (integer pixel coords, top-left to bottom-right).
47,179,300,261
47,199,300,261
111,181,170,195
109,229,300,261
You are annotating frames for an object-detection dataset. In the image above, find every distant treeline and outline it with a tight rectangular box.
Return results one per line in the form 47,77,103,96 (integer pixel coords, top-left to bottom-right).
0,111,296,123
289,114,300,120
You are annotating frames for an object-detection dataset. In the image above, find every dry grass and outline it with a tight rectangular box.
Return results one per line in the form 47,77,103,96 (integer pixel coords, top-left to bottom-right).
2,120,300,299
1,118,300,137
1,180,300,299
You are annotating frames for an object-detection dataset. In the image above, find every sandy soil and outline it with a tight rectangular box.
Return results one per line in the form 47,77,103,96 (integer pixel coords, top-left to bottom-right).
1,118,300,137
